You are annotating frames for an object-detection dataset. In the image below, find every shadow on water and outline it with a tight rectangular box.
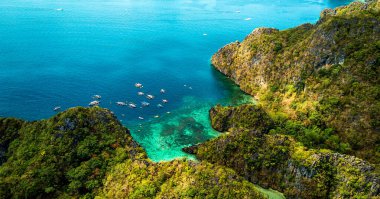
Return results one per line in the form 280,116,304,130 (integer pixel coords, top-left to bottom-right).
210,65,254,105
327,0,356,8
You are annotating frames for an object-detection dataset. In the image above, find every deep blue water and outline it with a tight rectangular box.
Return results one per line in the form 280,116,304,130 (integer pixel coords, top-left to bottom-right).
0,0,353,161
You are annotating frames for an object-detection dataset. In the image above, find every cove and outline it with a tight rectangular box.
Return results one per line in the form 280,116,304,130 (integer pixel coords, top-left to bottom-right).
0,0,353,162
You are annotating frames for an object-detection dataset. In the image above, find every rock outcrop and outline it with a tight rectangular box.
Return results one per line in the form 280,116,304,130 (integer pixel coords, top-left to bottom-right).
211,0,380,163
184,117,380,198
0,107,267,199
182,1,380,198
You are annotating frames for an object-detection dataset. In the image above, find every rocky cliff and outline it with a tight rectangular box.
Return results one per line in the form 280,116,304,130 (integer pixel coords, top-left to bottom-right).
212,0,380,163
0,107,266,199
182,1,380,198
185,105,379,198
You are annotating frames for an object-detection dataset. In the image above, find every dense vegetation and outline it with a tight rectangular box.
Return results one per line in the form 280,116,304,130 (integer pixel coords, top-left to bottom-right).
0,1,379,199
0,107,147,198
183,0,380,198
0,107,267,199
97,159,265,199
212,0,380,164
185,104,379,198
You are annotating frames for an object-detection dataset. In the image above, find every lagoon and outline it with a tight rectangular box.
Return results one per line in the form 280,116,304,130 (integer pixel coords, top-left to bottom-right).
0,0,352,161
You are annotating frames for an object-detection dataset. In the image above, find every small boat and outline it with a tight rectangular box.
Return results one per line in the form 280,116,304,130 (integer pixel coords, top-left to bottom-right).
89,100,100,106
138,116,144,120
162,99,168,103
157,104,164,108
203,33,208,36
146,94,154,100
154,115,160,118
135,83,143,88
128,103,137,108
116,101,127,106
166,112,171,114
56,8,64,11
244,18,252,21
137,92,145,96
189,87,193,90
160,89,166,94
53,106,61,111
93,95,102,99
141,101,150,107
184,84,187,87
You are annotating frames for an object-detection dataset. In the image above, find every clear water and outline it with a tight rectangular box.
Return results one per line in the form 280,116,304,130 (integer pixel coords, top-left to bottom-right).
0,0,353,161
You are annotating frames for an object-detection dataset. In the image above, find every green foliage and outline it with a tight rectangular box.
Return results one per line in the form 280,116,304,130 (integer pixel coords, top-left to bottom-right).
97,159,265,199
0,107,269,199
210,104,274,133
211,0,380,164
186,127,379,199
0,118,25,164
0,107,146,198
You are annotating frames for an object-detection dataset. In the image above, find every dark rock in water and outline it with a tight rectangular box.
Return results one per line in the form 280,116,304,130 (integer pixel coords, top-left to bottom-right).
209,104,273,133
182,144,198,154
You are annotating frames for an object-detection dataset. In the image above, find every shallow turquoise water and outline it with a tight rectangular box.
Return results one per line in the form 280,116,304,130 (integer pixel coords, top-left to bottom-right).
0,0,353,161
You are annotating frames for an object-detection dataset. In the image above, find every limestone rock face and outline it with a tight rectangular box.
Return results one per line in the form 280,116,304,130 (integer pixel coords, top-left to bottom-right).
211,0,380,164
184,123,380,198
183,2,380,198
209,104,273,132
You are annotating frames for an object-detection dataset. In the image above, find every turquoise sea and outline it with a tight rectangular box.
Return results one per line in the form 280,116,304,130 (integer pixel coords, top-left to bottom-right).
0,0,353,162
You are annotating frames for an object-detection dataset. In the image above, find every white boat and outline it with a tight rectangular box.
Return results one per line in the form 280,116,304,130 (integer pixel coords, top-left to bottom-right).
137,92,145,96
160,89,166,94
141,101,150,107
89,100,100,106
128,103,137,108
138,116,144,120
53,106,61,111
157,104,164,108
189,87,193,90
93,95,102,99
56,8,64,11
116,102,127,106
135,83,143,88
162,99,168,103
154,115,160,118
146,94,154,99
244,18,252,21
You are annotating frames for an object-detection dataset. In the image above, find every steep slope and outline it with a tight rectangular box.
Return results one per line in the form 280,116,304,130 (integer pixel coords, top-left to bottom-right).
97,159,265,199
181,1,380,198
0,107,147,198
0,107,267,199
184,105,379,198
212,0,380,163
0,118,25,164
